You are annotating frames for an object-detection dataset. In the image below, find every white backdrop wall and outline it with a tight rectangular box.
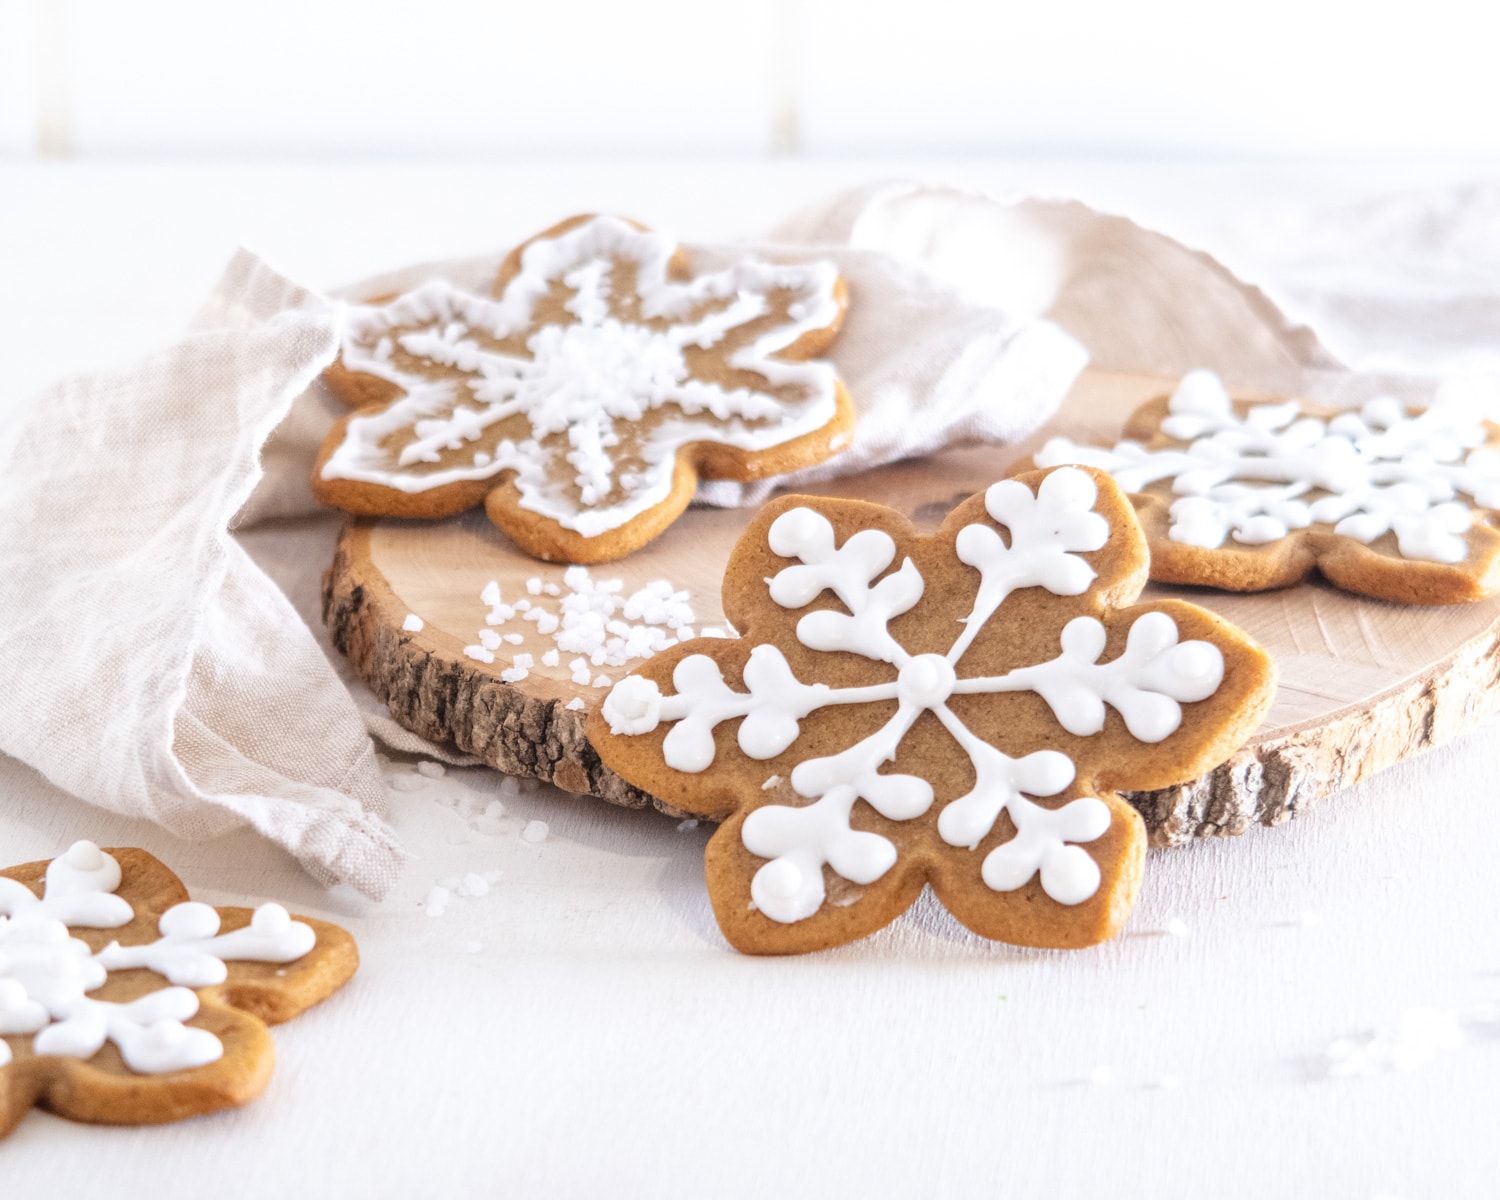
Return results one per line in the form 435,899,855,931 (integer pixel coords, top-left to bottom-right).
2,0,1499,159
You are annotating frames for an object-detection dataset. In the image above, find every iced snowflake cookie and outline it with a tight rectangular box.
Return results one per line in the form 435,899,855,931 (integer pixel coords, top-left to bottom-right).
0,842,357,1138
1034,370,1500,605
587,466,1275,954
314,214,853,563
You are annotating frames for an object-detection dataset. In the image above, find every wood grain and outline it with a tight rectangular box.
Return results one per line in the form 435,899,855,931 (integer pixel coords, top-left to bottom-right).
322,369,1500,845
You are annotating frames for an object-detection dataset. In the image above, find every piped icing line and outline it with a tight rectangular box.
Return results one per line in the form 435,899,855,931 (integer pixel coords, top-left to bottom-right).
320,216,845,538
0,841,318,1075
601,467,1234,926
1035,369,1500,564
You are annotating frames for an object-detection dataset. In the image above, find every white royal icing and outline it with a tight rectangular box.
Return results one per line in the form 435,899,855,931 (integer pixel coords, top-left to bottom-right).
602,468,1227,924
1035,369,1500,564
321,216,843,538
0,841,317,1074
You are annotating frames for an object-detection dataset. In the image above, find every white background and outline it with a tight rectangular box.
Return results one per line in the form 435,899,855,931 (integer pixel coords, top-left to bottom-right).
4,0,1500,159
4,2,1500,1196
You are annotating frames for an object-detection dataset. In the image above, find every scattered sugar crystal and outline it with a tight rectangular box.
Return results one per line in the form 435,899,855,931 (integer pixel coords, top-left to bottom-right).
762,775,781,790
1089,1064,1114,1087
474,452,490,467
515,598,531,612
702,627,728,638
1326,1008,1464,1078
481,581,501,607
486,604,514,626
521,820,550,844
503,633,524,645
464,645,495,664
592,675,612,688
676,626,695,641
457,872,491,898
544,583,561,596
1165,917,1189,938
478,628,502,650
402,613,425,632
513,653,534,670
501,667,529,683
535,612,559,634
387,773,428,793
565,698,585,711
522,608,542,622
542,649,560,667
416,761,446,779
677,819,699,831
527,577,543,595
424,885,451,917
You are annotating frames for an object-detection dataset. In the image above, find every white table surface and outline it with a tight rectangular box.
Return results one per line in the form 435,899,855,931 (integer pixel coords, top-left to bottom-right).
2,158,1498,1198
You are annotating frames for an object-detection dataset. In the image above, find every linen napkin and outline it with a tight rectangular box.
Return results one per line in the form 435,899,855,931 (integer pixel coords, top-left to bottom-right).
0,184,1356,897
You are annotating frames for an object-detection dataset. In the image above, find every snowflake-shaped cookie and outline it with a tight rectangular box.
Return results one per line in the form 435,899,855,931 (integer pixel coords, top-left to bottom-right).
314,214,852,563
1,842,357,1137
1035,370,1500,604
588,466,1274,954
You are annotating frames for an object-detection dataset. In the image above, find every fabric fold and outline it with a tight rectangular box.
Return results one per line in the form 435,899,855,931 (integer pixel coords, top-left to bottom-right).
0,250,401,899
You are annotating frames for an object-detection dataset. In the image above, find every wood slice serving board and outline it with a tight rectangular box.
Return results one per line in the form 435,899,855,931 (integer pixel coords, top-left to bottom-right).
322,370,1500,846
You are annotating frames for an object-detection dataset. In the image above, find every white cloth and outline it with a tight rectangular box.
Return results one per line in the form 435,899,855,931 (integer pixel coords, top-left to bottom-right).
0,252,402,899
0,182,1417,898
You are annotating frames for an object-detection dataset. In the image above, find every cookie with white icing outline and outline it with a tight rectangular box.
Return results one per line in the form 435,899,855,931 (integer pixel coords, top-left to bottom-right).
314,214,853,564
588,466,1275,954
1034,370,1500,605
0,842,357,1137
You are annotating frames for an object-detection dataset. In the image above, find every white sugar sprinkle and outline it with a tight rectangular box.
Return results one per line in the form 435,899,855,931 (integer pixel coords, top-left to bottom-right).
457,872,491,898
527,577,543,595
402,613,424,632
424,885,451,917
565,698,585,711
1165,917,1189,938
702,627,728,638
762,775,781,790
387,774,428,793
677,818,699,831
500,667,529,683
521,820,550,844
464,645,495,664
478,628,502,650
513,653,534,670
592,675,612,688
416,761,446,779
481,581,500,607
544,583,561,596
503,633,524,645
542,649,560,667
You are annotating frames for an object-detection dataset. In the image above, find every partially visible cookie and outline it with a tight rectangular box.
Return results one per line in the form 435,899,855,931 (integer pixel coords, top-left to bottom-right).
1034,369,1500,604
588,466,1275,955
0,841,357,1138
314,214,854,563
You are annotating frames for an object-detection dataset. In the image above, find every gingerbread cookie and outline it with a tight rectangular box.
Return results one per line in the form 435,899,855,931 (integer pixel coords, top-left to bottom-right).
1034,370,1500,604
314,214,854,563
587,466,1275,954
1,841,357,1137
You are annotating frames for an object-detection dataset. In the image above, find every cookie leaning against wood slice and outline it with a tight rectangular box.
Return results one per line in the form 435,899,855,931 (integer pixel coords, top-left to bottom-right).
0,841,357,1138
313,213,854,564
588,466,1275,956
1033,369,1500,604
